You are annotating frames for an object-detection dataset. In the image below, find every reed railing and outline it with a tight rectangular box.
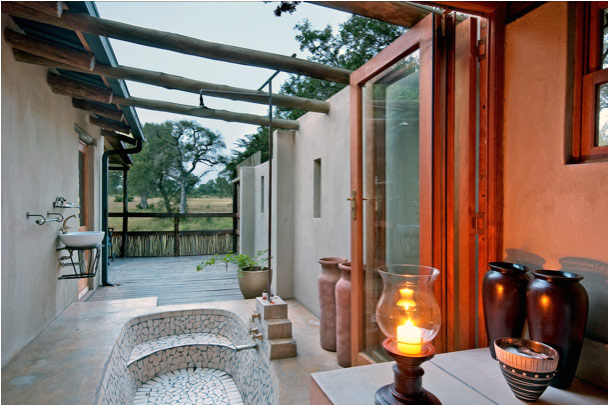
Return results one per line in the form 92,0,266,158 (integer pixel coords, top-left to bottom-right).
108,212,239,257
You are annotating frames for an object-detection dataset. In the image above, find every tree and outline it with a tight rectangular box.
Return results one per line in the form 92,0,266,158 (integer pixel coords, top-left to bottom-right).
129,121,225,213
146,120,225,213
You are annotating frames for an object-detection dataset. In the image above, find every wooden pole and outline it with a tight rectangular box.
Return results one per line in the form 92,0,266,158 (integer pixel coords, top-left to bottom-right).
90,115,131,134
121,168,128,258
47,71,300,129
4,28,95,71
232,181,238,253
73,98,123,122
114,95,300,130
47,71,112,104
2,2,352,83
101,129,137,146
17,1,63,18
13,49,330,113
174,217,180,257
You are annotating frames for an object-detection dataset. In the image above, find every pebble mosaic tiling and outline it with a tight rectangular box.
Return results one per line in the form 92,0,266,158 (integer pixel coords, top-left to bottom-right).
133,367,244,405
97,309,278,405
129,333,234,364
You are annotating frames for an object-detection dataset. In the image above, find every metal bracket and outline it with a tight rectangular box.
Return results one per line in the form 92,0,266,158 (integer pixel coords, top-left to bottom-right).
471,212,485,235
347,190,357,221
476,39,486,60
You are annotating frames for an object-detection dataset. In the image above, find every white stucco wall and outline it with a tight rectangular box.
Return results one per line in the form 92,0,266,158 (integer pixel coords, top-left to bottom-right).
239,88,351,317
1,17,104,367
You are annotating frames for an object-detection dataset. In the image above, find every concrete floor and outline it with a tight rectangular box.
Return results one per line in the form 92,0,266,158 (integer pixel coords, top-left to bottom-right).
1,296,341,405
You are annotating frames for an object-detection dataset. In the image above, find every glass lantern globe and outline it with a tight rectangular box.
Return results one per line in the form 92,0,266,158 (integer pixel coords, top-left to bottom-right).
376,265,441,355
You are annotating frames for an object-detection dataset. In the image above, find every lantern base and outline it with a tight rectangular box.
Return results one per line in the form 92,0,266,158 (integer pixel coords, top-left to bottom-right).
375,384,441,405
374,338,441,405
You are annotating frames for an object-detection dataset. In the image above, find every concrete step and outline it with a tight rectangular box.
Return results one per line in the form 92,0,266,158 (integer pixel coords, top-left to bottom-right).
264,337,297,360
256,296,288,320
262,318,292,339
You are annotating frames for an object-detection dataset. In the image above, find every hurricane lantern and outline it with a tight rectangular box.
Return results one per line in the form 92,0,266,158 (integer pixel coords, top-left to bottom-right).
375,265,442,405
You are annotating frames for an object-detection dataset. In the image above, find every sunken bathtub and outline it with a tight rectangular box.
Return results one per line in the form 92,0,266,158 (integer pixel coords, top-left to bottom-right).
97,309,277,405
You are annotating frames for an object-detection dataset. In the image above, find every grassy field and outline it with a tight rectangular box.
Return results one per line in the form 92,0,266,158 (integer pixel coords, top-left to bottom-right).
109,196,233,232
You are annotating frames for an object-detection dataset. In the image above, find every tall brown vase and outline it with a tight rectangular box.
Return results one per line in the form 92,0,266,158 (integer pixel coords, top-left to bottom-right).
482,262,530,359
318,257,346,352
336,261,351,367
527,270,588,389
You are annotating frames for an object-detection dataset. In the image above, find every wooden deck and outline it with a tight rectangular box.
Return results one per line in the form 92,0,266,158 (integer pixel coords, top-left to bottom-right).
86,256,244,306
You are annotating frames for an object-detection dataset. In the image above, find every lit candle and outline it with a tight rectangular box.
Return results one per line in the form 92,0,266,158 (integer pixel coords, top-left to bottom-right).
397,319,422,355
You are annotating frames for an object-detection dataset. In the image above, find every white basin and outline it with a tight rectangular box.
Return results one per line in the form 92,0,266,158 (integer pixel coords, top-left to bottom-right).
59,231,105,248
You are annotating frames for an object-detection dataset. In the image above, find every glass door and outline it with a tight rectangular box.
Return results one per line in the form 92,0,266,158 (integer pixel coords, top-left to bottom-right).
350,14,435,365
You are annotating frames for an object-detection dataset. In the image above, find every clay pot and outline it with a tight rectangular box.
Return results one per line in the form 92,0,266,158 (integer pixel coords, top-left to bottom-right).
336,261,352,367
238,267,269,299
482,262,530,359
527,270,588,389
318,257,347,352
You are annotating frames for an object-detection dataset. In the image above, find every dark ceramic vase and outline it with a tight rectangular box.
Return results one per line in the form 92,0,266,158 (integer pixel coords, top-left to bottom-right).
318,257,347,352
482,262,530,359
527,270,588,389
336,261,351,367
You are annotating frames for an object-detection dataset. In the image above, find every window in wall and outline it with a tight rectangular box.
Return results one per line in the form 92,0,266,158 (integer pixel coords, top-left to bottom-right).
260,176,265,213
313,158,321,218
573,2,608,161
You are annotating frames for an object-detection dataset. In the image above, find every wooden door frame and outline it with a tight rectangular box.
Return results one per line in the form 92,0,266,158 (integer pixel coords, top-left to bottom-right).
350,4,506,363
78,141,90,296
350,13,436,366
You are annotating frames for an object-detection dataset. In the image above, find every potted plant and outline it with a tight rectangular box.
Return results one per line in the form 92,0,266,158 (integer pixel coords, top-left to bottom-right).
197,250,270,299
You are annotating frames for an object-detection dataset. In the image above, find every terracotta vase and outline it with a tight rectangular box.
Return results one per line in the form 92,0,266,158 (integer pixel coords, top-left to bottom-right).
336,261,352,367
318,257,346,352
482,262,530,359
527,270,588,389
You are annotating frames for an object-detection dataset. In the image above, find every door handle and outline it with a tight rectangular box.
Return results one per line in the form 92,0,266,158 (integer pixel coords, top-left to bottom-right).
347,191,357,221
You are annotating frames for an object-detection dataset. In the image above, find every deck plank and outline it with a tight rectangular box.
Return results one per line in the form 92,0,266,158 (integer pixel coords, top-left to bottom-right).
86,255,244,305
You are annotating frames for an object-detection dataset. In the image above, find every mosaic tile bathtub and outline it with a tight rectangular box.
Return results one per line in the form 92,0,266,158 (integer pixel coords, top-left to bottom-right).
96,309,278,404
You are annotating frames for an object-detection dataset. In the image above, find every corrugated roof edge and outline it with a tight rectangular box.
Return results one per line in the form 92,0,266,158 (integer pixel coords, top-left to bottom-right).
82,1,145,142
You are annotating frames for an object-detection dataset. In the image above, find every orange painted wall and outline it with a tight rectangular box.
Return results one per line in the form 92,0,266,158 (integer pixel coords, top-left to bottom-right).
503,2,607,344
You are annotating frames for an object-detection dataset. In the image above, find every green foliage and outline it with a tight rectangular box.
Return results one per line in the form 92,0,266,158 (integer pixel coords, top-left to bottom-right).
197,250,270,278
113,195,134,202
195,175,233,197
108,170,123,195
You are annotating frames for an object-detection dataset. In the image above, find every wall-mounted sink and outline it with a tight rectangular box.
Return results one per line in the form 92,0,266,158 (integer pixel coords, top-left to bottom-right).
59,231,105,248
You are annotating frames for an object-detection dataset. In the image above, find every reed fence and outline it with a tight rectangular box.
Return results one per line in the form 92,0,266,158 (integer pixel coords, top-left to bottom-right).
109,212,239,257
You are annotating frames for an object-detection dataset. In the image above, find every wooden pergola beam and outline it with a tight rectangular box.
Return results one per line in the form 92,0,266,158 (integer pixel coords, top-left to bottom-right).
113,95,300,130
47,71,113,104
72,98,123,122
20,1,63,18
90,115,131,134
101,129,137,145
4,28,95,71
47,72,300,130
2,2,352,83
13,49,330,113
309,1,432,27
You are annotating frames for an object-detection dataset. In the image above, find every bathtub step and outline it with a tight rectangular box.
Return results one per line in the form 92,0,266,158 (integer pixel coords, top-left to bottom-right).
256,296,288,320
262,318,293,339
264,337,297,360
128,333,234,365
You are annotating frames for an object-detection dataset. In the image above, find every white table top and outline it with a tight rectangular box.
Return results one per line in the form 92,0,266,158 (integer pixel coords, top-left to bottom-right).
311,348,608,405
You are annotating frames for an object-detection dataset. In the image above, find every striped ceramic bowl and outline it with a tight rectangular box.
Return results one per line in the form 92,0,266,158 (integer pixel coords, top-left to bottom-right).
494,337,559,402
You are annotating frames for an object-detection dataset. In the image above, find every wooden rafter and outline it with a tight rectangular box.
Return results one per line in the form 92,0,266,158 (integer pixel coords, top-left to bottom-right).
89,115,131,134
47,71,112,103
309,1,433,27
101,129,136,145
2,2,351,83
13,49,330,113
72,98,124,122
46,72,300,130
4,28,95,71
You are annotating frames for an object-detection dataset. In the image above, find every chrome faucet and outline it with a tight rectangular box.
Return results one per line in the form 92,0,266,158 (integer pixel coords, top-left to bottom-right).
61,215,77,233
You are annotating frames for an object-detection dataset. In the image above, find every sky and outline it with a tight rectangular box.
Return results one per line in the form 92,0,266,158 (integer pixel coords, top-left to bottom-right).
95,1,351,180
